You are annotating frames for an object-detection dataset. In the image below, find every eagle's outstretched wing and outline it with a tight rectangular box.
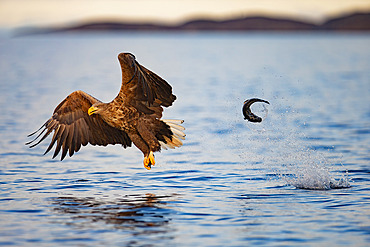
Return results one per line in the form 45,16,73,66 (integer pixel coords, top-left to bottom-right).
26,90,132,160
115,53,176,118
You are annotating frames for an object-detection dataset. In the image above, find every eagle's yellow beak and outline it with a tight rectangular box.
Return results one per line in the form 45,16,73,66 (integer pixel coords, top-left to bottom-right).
88,106,98,116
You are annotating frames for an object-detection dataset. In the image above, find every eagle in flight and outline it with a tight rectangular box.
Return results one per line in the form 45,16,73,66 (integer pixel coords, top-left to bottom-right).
26,53,185,170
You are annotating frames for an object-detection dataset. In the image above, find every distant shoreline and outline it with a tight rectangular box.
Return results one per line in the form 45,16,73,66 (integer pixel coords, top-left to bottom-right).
16,12,370,35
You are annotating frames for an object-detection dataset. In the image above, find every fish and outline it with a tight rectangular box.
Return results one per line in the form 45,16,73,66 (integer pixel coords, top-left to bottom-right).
242,98,270,123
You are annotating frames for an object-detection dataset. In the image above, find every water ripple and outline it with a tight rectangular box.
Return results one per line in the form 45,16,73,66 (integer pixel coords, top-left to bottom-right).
0,33,369,247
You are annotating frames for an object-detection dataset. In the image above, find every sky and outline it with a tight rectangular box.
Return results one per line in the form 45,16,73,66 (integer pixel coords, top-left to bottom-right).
1,0,370,28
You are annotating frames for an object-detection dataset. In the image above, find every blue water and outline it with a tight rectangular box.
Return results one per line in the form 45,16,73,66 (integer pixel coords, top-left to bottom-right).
0,32,369,246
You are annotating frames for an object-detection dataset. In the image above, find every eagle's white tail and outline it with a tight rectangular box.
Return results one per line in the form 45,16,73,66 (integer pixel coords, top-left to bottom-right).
160,119,185,150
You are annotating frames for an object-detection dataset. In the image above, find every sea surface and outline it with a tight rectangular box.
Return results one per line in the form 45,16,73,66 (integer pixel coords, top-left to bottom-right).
0,32,369,246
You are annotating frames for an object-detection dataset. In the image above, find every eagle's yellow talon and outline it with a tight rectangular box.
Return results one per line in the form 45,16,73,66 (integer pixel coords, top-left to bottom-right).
143,151,155,170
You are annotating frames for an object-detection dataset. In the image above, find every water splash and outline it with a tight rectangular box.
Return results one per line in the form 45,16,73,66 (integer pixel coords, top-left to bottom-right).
278,150,351,190
272,126,351,190
235,102,351,190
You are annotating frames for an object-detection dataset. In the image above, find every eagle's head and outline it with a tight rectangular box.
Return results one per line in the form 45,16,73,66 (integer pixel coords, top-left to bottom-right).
88,102,107,116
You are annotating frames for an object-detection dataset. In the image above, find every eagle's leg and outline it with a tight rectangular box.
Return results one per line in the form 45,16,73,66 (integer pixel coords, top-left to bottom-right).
137,119,161,170
143,151,155,170
128,132,153,170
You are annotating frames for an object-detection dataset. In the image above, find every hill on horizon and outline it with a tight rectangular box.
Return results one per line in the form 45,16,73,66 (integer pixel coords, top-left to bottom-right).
17,12,370,34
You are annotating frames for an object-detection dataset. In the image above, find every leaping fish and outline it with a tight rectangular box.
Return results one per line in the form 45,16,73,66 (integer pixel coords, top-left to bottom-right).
242,98,270,123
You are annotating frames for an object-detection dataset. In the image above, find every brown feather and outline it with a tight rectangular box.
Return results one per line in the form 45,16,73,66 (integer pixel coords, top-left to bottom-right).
27,90,132,160
68,123,75,157
115,53,176,119
44,124,60,155
27,53,183,164
53,125,66,159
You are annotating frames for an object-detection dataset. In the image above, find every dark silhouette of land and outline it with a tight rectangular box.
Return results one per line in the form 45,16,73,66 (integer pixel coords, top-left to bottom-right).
18,12,370,35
